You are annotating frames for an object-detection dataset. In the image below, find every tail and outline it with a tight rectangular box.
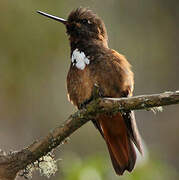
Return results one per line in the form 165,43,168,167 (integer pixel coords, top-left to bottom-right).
97,112,141,175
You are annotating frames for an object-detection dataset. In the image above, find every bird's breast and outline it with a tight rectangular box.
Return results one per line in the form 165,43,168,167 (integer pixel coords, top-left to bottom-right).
67,59,94,108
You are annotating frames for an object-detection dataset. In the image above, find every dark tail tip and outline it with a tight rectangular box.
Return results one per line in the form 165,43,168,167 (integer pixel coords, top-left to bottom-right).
107,140,136,176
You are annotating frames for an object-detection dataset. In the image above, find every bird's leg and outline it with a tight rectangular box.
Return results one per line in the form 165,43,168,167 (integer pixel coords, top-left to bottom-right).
79,84,103,109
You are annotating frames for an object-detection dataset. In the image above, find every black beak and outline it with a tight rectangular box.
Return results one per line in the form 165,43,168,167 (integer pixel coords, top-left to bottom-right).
37,10,67,25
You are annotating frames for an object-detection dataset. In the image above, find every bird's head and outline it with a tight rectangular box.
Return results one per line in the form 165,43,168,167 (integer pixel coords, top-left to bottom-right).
37,8,108,44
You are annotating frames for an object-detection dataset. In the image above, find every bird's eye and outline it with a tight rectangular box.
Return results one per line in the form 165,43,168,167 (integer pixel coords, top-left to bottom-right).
81,19,88,24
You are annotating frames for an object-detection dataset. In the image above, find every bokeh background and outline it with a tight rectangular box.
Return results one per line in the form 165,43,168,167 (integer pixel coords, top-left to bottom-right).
0,0,178,179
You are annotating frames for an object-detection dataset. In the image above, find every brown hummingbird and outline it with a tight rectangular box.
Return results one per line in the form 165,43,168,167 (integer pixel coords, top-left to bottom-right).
37,8,143,175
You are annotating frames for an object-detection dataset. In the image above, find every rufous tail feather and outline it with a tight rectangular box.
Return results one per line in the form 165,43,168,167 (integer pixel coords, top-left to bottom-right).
98,112,137,175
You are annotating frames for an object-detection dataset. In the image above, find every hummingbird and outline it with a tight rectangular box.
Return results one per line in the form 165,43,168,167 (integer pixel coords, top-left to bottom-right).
37,8,143,175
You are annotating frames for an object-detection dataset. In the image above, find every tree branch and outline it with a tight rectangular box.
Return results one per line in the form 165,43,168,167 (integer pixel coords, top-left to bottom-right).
0,90,178,180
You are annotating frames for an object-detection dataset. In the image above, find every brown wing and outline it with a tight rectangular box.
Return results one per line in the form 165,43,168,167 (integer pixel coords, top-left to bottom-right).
122,111,143,154
94,49,142,154
88,49,134,98
108,50,143,152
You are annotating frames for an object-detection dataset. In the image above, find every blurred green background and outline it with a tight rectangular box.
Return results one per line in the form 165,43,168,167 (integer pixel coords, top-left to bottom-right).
0,0,178,179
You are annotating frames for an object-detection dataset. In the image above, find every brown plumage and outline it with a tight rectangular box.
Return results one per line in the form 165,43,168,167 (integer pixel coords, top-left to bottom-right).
98,113,136,174
37,7,143,175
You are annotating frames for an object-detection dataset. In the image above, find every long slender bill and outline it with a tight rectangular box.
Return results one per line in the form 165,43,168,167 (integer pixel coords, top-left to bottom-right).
37,10,67,24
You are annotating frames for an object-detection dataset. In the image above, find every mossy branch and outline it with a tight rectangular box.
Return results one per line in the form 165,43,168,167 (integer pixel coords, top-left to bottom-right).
0,90,178,180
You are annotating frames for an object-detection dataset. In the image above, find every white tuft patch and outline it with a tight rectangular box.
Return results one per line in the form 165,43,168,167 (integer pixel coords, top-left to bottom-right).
71,49,90,70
